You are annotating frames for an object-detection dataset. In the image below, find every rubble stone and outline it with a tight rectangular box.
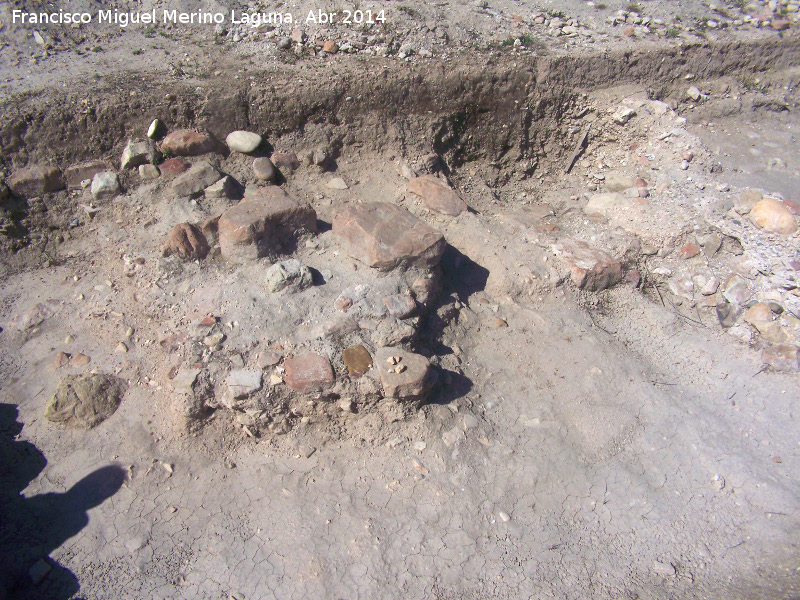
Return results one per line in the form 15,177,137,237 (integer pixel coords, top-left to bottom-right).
374,347,437,400
333,202,446,272
218,186,317,263
45,373,126,428
284,352,335,392
552,239,622,292
162,223,210,260
161,129,216,156
407,175,468,216
7,165,65,198
121,139,156,169
172,161,221,197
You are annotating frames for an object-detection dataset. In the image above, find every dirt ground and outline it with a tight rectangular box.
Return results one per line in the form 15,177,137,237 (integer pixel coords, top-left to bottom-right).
2,1,800,599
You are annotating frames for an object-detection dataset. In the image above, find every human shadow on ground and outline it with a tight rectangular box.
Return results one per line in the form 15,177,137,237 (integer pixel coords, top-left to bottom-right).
0,404,126,600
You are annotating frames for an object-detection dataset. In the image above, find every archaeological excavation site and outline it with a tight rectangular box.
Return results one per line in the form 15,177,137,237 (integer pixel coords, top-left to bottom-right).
1,0,800,597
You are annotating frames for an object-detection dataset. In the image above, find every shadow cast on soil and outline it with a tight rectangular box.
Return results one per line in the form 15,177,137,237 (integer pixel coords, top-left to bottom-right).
0,404,126,600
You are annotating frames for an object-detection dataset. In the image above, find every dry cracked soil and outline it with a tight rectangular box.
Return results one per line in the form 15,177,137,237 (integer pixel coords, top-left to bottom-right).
2,0,800,598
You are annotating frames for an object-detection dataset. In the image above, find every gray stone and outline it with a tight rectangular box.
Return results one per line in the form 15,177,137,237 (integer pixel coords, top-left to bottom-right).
372,317,415,346
172,161,221,197
121,139,156,169
91,171,121,201
226,369,263,399
226,131,262,153
45,373,127,429
204,175,238,199
265,259,313,293
253,157,276,182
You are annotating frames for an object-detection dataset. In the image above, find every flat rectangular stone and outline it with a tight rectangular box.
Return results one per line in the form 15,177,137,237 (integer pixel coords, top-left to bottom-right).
333,202,446,272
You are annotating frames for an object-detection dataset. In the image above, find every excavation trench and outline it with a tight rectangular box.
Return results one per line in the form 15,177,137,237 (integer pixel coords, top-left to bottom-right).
2,35,799,177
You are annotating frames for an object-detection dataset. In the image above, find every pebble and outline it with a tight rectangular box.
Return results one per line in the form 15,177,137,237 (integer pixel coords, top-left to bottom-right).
326,177,348,190
147,119,163,139
139,164,160,180
120,139,156,170
226,131,262,154
70,353,91,367
253,157,276,182
115,342,128,354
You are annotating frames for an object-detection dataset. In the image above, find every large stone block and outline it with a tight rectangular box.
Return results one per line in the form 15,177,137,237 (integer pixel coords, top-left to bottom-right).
218,186,316,262
333,202,446,272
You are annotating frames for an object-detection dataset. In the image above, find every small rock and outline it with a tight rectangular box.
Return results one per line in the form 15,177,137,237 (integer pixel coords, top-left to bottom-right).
495,318,508,328
270,151,300,172
54,351,70,368
407,175,468,216
121,139,156,170
679,242,700,259
91,171,121,201
147,119,163,139
114,342,128,354
604,171,635,192
703,233,722,257
611,106,635,125
277,37,292,49
45,373,126,428
734,190,762,215
383,294,417,319
326,177,348,190
161,129,217,156
750,198,797,234
162,222,210,260
762,344,800,372
653,560,676,577
172,161,222,197
226,369,262,399
253,157,276,182
284,353,335,393
64,160,113,188
552,239,623,292
204,175,237,199
291,29,306,43
257,350,282,368
322,40,338,53
372,317,415,347
771,19,791,31
139,164,160,180
70,353,91,367
744,302,773,325
686,86,702,101
29,559,52,585
343,344,373,377
264,259,313,293
226,131,262,154
716,301,741,328
722,274,751,305
7,165,65,198
375,347,437,400
701,277,720,295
